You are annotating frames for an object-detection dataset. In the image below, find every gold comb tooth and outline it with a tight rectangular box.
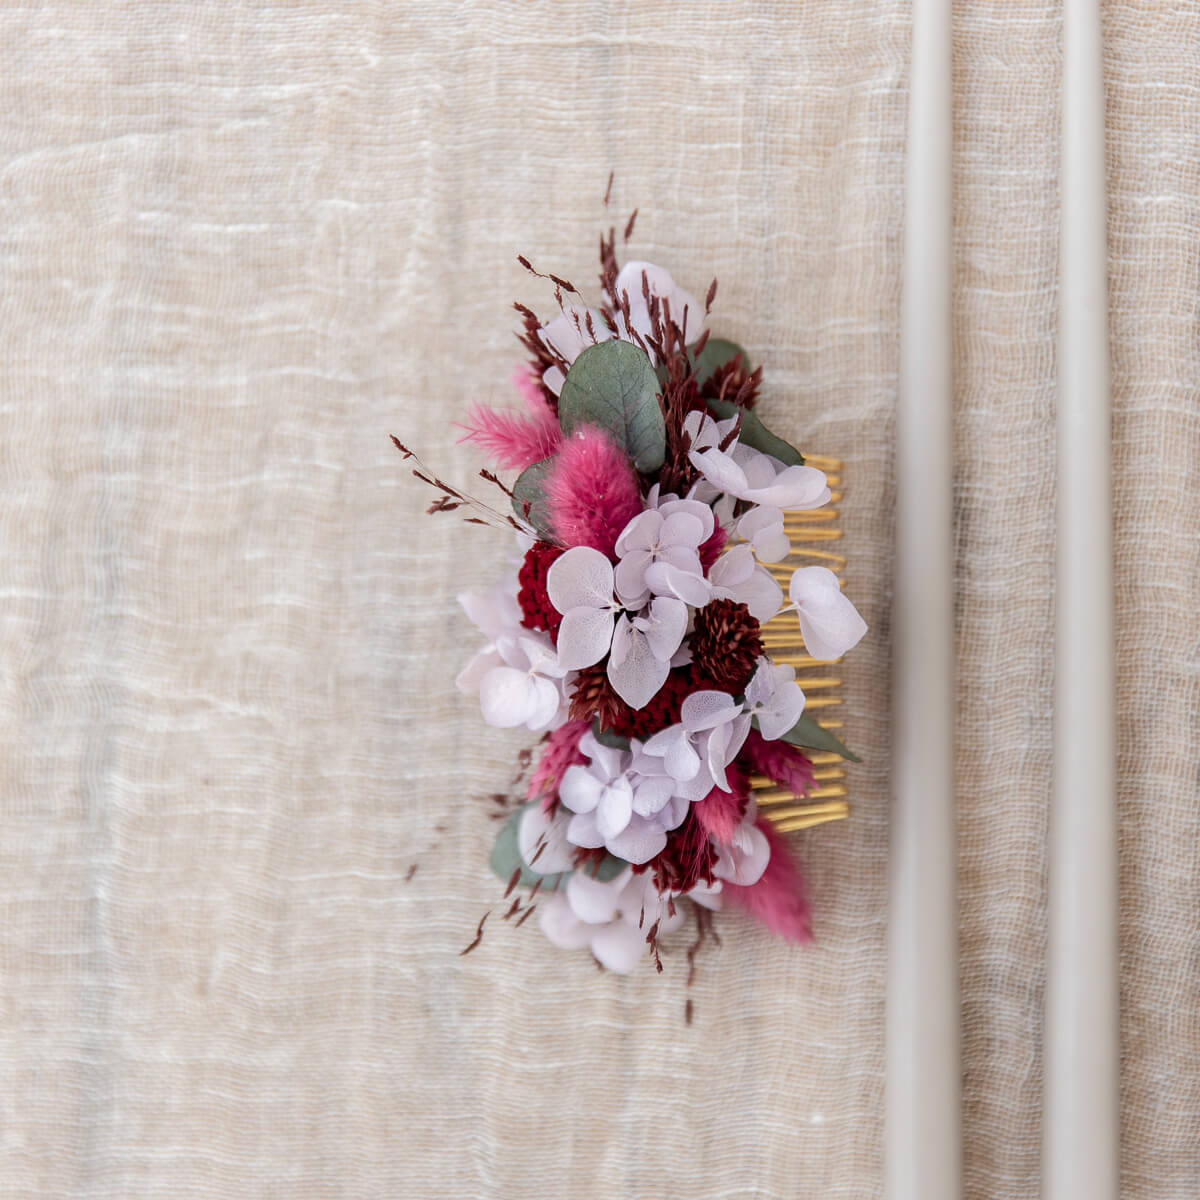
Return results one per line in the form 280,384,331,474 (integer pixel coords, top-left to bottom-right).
753,454,852,834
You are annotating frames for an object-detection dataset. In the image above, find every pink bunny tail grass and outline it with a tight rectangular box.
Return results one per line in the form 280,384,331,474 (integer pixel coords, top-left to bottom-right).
543,426,643,556
692,762,749,843
457,383,562,473
741,729,817,797
511,362,549,414
529,720,590,812
724,818,813,944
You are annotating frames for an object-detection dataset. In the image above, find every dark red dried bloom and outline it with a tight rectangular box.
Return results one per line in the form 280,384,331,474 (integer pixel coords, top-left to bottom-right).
697,521,727,572
640,809,718,894
518,541,564,637
603,664,708,740
690,600,763,693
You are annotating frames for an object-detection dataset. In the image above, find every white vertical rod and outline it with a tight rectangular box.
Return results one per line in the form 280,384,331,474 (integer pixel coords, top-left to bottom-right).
1045,0,1118,1197
887,0,960,1197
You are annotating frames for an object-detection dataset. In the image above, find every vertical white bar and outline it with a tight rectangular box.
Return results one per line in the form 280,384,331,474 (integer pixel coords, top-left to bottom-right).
1045,0,1118,1197
887,0,960,1198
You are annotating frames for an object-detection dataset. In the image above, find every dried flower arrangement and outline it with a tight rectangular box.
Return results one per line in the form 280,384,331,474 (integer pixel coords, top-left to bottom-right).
395,215,866,975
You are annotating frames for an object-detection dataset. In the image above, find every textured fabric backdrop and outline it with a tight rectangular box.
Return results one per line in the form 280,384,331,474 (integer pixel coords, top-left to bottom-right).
2,2,1196,1197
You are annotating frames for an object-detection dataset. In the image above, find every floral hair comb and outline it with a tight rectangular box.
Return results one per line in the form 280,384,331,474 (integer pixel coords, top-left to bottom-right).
395,221,867,974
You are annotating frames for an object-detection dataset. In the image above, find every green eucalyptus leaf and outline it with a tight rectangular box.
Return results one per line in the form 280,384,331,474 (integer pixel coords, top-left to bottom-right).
590,720,631,751
488,802,628,889
489,803,570,890
589,854,628,882
511,457,556,540
778,714,861,763
688,337,751,388
706,397,805,467
558,340,665,473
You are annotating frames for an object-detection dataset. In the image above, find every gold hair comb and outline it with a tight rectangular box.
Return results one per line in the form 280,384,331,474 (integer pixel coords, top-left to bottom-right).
753,453,851,833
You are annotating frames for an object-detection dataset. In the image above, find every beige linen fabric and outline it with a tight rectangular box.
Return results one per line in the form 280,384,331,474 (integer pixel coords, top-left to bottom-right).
1,2,1196,1196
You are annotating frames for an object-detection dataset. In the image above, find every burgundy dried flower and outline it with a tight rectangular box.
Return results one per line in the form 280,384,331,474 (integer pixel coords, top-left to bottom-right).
690,599,764,693
518,541,565,637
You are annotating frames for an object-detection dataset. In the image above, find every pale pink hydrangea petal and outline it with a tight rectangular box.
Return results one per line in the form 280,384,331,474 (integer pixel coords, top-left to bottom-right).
703,713,752,792
736,505,790,563
555,606,616,671
589,920,647,973
518,804,577,875
642,724,701,782
565,810,605,849
681,690,742,733
788,565,868,660
547,546,616,613
566,870,627,925
632,596,688,663
537,306,615,396
539,894,596,949
603,816,668,866
615,260,707,350
558,764,604,814
744,659,806,741
643,560,710,606
607,615,670,708
713,815,771,886
478,667,541,728
594,779,635,840
614,509,661,556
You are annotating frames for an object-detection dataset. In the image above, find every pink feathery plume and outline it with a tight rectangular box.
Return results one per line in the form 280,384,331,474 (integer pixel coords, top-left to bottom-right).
740,729,817,797
543,425,643,556
692,762,748,843
456,366,562,472
511,362,548,414
528,719,589,813
724,817,813,944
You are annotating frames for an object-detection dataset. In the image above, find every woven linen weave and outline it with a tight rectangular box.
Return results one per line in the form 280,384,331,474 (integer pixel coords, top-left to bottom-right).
1,2,1196,1196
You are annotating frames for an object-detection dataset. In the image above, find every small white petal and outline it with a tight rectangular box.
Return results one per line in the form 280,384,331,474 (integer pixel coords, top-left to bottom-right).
634,596,688,663
631,775,676,817
690,445,751,495
542,365,566,396
644,560,711,606
604,815,668,866
539,894,594,949
478,667,538,727
615,509,661,556
566,870,628,924
757,681,805,741
526,675,566,731
518,804,577,875
613,550,653,607
709,543,755,587
589,921,647,973
595,779,635,840
737,505,789,562
537,305,613,364
657,497,716,543
455,647,503,696
712,819,771,886
559,765,604,814
744,464,830,510
681,690,741,733
789,566,868,660
565,810,606,849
